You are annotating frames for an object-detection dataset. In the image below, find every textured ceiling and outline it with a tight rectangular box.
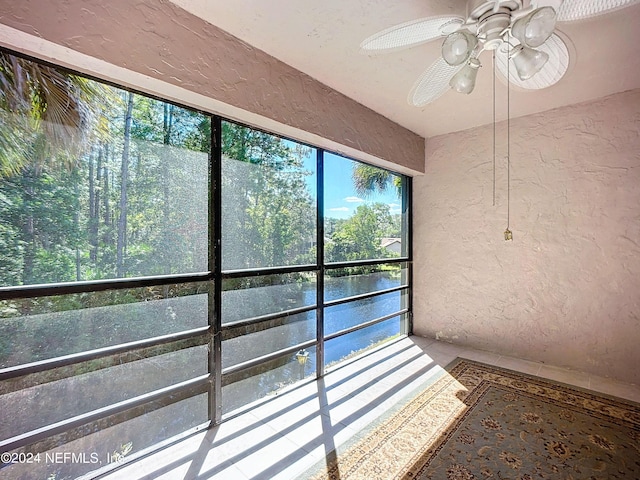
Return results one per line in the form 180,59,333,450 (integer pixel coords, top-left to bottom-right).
169,0,640,138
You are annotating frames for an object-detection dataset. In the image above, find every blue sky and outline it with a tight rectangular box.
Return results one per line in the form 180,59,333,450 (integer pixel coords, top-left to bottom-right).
301,150,402,220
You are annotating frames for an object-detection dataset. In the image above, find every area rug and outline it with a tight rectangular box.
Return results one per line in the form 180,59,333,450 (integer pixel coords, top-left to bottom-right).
305,359,640,479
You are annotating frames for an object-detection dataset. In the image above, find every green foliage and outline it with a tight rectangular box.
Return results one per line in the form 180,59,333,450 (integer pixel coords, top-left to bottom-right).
223,272,312,291
325,203,397,263
0,51,112,176
0,55,211,286
0,165,84,284
0,52,401,289
221,122,315,270
0,53,405,373
352,163,402,198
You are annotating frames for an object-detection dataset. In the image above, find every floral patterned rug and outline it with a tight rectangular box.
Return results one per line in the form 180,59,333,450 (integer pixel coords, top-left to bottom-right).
304,359,640,479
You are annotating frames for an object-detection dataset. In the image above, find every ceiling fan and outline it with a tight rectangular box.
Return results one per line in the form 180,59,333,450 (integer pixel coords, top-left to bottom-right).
360,0,639,106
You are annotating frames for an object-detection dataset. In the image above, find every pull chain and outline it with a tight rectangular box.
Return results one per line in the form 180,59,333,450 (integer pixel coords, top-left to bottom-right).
504,40,513,241
492,49,496,207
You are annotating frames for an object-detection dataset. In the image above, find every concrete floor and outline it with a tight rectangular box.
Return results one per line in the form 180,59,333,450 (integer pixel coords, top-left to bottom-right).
97,335,640,480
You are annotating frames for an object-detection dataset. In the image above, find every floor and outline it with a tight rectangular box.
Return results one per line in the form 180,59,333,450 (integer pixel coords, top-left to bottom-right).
96,336,640,480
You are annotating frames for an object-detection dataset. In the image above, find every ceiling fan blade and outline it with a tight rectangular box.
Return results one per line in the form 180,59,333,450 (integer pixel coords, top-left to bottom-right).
555,0,639,22
495,33,570,90
408,57,462,106
360,16,464,54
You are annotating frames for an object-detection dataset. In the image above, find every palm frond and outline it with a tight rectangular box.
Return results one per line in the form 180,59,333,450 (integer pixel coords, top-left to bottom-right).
352,164,394,197
0,51,116,177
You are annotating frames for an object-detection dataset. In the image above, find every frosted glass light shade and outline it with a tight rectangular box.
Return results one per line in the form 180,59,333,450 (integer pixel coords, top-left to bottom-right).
510,45,549,80
442,31,478,66
449,58,480,94
511,7,557,48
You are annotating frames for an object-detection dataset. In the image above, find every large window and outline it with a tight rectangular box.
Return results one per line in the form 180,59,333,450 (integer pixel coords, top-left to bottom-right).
0,50,411,478
322,153,410,369
324,153,408,263
0,52,211,479
220,123,318,413
221,123,317,271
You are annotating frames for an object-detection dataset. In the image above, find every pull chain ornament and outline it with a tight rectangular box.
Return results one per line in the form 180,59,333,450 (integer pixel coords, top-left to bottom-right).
504,228,513,241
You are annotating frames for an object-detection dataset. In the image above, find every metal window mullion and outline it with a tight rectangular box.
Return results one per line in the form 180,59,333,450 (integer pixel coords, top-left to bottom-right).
324,309,408,342
221,264,317,279
407,176,413,334
211,115,223,425
323,284,409,308
402,175,412,335
324,257,408,270
0,272,211,301
221,304,317,331
0,374,210,454
221,339,317,378
0,326,210,382
316,149,325,378
406,263,413,335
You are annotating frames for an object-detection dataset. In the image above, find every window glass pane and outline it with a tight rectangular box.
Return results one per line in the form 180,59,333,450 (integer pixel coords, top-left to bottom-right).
222,346,316,415
324,153,407,263
222,273,316,324
324,290,405,337
1,393,207,480
0,52,210,287
221,121,317,270
222,311,316,369
0,344,207,440
325,316,402,368
0,51,414,460
324,263,407,302
0,282,209,367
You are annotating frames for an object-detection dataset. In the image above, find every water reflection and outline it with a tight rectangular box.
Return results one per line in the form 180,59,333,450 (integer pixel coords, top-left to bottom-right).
221,271,405,413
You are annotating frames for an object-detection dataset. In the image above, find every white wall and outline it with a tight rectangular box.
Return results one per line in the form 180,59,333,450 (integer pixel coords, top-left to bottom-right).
413,89,640,385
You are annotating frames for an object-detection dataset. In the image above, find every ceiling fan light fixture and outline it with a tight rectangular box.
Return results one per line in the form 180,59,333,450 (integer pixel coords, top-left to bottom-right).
511,6,557,48
442,30,478,66
509,44,549,80
449,58,481,94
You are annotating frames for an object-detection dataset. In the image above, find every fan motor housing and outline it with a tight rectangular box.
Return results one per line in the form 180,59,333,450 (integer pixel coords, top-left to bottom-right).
467,0,522,20
478,9,513,50
468,0,523,50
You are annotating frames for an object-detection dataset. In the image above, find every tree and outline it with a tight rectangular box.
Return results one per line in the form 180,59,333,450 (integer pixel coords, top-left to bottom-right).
0,51,210,287
116,92,133,278
350,163,406,258
221,123,315,270
0,51,106,177
326,203,395,263
352,164,402,198
0,52,110,286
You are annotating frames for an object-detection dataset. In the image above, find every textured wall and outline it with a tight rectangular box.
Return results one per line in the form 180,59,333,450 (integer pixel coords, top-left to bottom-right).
0,0,424,173
413,89,640,384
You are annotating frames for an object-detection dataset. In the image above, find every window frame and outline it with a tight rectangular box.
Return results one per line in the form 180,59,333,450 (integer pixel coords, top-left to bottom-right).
0,47,413,472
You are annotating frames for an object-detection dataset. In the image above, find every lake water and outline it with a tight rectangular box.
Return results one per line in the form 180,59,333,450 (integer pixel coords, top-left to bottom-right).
0,272,407,478
0,289,403,480
221,271,406,412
